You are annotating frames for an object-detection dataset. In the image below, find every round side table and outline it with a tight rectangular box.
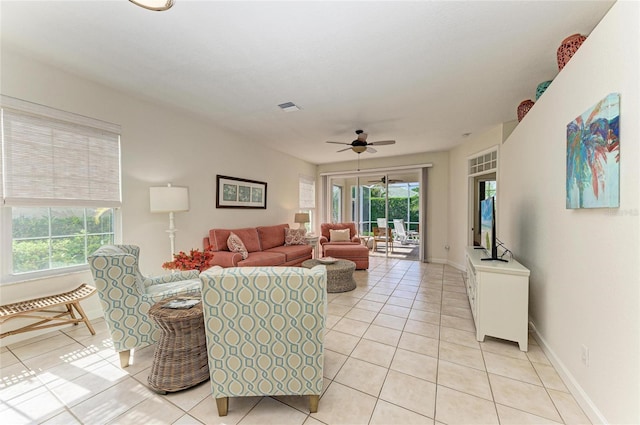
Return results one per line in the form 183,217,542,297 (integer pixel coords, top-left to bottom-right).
305,235,320,258
147,296,210,393
301,259,356,293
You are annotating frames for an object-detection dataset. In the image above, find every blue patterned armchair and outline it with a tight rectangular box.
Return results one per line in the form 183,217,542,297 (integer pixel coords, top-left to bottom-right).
199,265,326,416
88,244,201,368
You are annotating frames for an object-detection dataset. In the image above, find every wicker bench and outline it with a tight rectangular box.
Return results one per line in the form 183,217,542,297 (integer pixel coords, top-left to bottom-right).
0,284,96,338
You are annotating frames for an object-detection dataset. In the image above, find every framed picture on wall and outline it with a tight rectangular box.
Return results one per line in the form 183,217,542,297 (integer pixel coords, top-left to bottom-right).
216,175,267,209
566,93,620,209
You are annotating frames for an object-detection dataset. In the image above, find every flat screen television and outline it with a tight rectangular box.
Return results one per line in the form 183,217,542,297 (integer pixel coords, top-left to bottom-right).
480,196,506,262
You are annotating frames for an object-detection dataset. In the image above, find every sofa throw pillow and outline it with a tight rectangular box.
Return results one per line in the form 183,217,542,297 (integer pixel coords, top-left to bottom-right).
227,232,248,260
285,228,307,246
329,228,350,242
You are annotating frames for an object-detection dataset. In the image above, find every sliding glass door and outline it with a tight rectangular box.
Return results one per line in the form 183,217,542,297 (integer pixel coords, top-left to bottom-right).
328,171,421,260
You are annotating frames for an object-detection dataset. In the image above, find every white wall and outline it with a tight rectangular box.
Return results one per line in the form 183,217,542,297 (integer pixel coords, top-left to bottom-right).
499,2,639,423
0,48,316,345
318,150,450,263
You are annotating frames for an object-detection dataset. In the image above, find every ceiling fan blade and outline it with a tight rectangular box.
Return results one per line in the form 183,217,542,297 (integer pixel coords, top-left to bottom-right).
357,132,368,141
369,140,396,146
337,147,352,152
366,147,377,153
326,141,350,145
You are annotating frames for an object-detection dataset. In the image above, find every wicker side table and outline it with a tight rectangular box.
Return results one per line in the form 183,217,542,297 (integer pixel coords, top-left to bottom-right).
147,296,209,393
301,259,356,293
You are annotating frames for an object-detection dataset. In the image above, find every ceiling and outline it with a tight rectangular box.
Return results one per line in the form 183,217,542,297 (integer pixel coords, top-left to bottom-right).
1,0,614,165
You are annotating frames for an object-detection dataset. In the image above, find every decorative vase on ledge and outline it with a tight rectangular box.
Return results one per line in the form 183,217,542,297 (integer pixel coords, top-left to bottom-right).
535,80,553,100
557,34,586,70
517,99,535,122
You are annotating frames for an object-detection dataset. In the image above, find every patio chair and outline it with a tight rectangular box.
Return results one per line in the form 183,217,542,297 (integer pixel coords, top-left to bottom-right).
393,219,419,244
373,218,394,251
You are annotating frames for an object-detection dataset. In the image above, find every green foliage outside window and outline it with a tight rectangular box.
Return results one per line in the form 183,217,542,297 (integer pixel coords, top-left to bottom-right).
12,239,50,273
370,196,420,230
332,185,342,222
11,207,114,274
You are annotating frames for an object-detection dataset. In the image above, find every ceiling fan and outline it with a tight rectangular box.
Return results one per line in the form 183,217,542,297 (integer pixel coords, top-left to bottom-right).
326,129,396,154
368,176,404,184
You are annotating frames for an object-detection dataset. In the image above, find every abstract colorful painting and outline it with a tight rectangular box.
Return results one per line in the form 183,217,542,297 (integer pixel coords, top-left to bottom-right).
566,93,620,209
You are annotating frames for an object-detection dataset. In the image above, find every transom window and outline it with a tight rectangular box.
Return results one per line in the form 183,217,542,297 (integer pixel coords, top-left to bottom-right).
469,149,497,175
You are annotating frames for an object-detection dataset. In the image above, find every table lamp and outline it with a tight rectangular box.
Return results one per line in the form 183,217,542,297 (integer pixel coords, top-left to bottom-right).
294,212,310,230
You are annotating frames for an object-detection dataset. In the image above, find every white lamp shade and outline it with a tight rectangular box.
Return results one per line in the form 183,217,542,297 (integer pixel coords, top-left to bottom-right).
150,186,189,212
294,213,310,224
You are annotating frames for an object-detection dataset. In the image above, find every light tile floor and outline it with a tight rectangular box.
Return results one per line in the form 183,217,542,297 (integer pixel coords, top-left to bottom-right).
0,258,591,425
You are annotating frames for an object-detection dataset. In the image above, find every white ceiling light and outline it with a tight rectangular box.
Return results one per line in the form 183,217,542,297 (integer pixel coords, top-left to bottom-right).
130,0,174,12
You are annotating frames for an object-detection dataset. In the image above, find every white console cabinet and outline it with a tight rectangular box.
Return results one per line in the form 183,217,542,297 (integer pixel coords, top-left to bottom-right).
464,247,530,351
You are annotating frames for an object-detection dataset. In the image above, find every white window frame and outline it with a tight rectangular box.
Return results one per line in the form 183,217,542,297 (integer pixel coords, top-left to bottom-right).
1,96,122,284
1,207,120,284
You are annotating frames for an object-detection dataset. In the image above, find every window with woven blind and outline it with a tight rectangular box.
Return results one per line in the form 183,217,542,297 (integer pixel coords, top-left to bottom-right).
1,96,121,282
1,95,121,207
299,174,315,209
298,174,316,233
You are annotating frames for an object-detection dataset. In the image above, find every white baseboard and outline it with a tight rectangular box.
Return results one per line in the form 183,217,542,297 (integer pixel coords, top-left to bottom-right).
427,257,448,264
446,259,466,271
528,320,607,424
422,258,465,272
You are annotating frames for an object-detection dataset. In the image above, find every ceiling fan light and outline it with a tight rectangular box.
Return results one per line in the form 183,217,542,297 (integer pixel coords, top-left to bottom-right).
130,0,174,11
352,145,367,154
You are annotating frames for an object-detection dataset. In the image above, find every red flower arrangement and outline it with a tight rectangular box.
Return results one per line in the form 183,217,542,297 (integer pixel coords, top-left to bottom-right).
162,248,215,272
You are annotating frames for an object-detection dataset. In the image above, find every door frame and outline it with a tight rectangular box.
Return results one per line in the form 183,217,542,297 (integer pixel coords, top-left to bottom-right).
321,163,432,261
471,173,497,246
467,147,499,247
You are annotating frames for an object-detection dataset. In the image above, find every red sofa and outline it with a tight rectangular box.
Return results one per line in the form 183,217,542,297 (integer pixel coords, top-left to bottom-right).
203,223,312,267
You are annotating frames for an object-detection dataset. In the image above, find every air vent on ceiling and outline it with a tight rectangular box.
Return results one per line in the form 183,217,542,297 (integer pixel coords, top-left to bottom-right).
277,102,301,112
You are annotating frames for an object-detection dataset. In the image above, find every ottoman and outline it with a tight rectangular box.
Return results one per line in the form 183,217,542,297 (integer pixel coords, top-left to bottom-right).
322,244,369,270
301,259,356,293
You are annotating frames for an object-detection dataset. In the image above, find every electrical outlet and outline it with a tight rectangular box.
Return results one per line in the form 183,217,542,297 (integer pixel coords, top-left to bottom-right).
581,344,589,366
